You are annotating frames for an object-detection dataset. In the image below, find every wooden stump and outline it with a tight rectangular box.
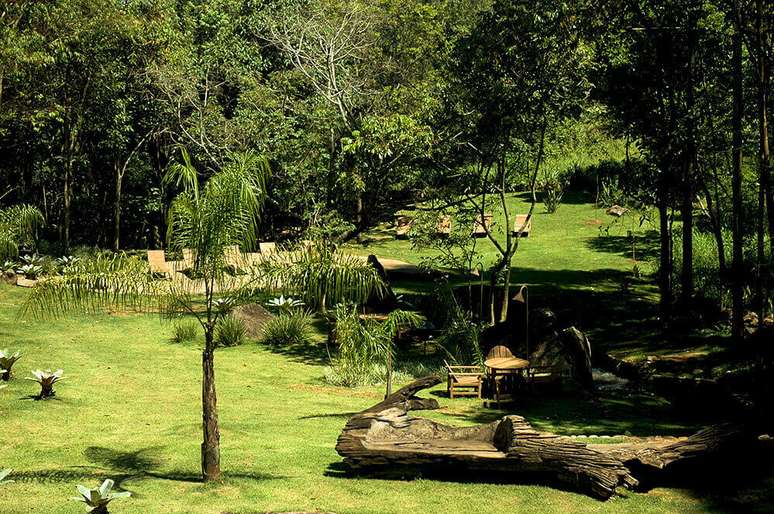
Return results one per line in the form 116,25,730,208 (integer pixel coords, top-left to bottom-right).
336,377,769,500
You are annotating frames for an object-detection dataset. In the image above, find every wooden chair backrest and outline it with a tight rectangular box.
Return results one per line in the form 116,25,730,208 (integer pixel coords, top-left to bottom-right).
514,214,532,233
436,215,452,234
182,248,196,268
223,245,243,267
259,242,277,254
486,345,514,360
147,250,169,273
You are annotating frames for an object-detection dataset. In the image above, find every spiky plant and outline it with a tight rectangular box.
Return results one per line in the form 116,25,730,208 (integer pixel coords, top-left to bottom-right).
22,147,270,482
0,349,21,381
256,241,386,312
0,204,44,260
26,369,64,399
71,479,130,513
265,295,305,315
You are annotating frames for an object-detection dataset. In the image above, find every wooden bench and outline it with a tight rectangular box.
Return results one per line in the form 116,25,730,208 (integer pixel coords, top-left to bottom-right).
512,214,532,237
472,213,493,237
445,360,482,398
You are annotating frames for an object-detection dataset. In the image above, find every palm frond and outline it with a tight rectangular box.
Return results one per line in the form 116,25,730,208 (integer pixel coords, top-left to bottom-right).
0,204,44,259
22,253,160,319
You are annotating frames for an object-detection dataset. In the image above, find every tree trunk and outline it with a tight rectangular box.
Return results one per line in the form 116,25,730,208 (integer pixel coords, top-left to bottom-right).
658,169,672,325
336,378,767,501
680,30,697,307
731,25,745,340
113,162,122,252
499,264,512,323
756,0,773,263
201,331,221,481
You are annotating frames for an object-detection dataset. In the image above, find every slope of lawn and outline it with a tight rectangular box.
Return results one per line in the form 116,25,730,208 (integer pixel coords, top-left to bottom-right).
1,283,773,513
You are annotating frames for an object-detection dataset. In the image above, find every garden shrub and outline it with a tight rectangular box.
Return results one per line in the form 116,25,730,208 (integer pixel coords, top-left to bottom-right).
260,311,313,346
171,319,198,344
215,315,247,347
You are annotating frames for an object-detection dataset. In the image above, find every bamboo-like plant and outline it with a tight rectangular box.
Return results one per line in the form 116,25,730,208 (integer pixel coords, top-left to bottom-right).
0,350,21,381
0,204,44,260
26,369,64,399
71,479,130,513
256,241,386,312
333,305,423,396
22,147,270,482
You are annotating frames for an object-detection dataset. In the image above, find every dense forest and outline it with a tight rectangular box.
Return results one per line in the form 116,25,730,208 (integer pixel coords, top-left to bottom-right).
1,0,772,334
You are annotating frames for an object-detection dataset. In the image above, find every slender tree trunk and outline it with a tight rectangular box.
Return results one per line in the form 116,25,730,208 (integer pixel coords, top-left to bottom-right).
113,162,122,252
201,329,221,481
658,163,673,325
756,0,773,262
63,160,71,254
680,30,697,306
731,26,745,340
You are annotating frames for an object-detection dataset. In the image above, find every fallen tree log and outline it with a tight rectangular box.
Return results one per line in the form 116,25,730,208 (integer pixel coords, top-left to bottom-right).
335,376,768,500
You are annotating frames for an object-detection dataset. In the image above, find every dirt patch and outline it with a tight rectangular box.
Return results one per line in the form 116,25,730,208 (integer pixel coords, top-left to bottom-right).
584,218,603,226
290,383,381,399
232,303,274,338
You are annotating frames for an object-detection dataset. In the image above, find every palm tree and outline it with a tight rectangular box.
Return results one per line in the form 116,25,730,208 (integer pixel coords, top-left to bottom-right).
255,241,386,312
23,148,270,482
0,204,44,259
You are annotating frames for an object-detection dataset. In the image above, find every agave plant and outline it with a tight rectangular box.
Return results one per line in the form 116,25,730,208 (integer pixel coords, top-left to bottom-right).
56,255,81,274
26,369,64,399
19,254,44,266
71,479,131,513
0,349,21,381
17,263,43,279
0,468,12,485
265,295,305,315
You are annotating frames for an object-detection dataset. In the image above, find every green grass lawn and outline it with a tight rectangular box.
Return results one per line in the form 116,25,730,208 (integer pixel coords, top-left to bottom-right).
1,282,773,513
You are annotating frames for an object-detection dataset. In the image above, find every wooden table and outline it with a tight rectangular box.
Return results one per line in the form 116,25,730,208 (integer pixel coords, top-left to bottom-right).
484,357,530,408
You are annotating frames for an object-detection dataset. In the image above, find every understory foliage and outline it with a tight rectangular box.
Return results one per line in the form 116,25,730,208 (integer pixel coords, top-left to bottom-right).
215,315,247,347
260,311,314,347
171,319,199,344
328,304,422,391
0,205,44,260
255,241,386,311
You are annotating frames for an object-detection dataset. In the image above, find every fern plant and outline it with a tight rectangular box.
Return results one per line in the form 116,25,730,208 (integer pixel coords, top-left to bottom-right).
26,369,64,399
71,479,130,513
0,349,21,381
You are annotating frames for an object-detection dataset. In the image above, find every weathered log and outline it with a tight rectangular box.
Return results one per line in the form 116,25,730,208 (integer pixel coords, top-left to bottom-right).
336,377,769,500
336,376,636,499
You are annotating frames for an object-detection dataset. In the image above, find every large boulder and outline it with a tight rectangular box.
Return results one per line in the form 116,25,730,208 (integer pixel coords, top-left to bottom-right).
528,308,594,391
232,303,274,339
2,271,17,286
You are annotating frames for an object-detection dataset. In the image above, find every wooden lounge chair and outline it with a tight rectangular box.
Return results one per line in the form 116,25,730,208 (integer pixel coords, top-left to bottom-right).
444,360,482,398
436,215,452,237
147,250,173,279
528,365,568,389
395,216,413,239
512,214,532,237
223,245,245,270
259,242,277,254
472,213,493,237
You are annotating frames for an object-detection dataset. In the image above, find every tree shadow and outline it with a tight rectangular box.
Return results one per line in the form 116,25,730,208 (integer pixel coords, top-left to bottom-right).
585,232,660,262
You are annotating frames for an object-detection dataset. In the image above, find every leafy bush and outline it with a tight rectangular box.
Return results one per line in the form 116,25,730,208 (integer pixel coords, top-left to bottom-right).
171,319,198,344
71,479,131,513
26,369,64,399
539,169,569,214
215,315,247,347
0,349,21,381
17,263,43,279
260,311,313,346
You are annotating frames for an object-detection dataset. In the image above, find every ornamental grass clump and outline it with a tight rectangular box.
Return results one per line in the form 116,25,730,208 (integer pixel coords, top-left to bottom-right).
27,369,64,399
215,315,247,347
260,311,314,346
171,319,198,344
0,349,21,381
71,479,130,514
